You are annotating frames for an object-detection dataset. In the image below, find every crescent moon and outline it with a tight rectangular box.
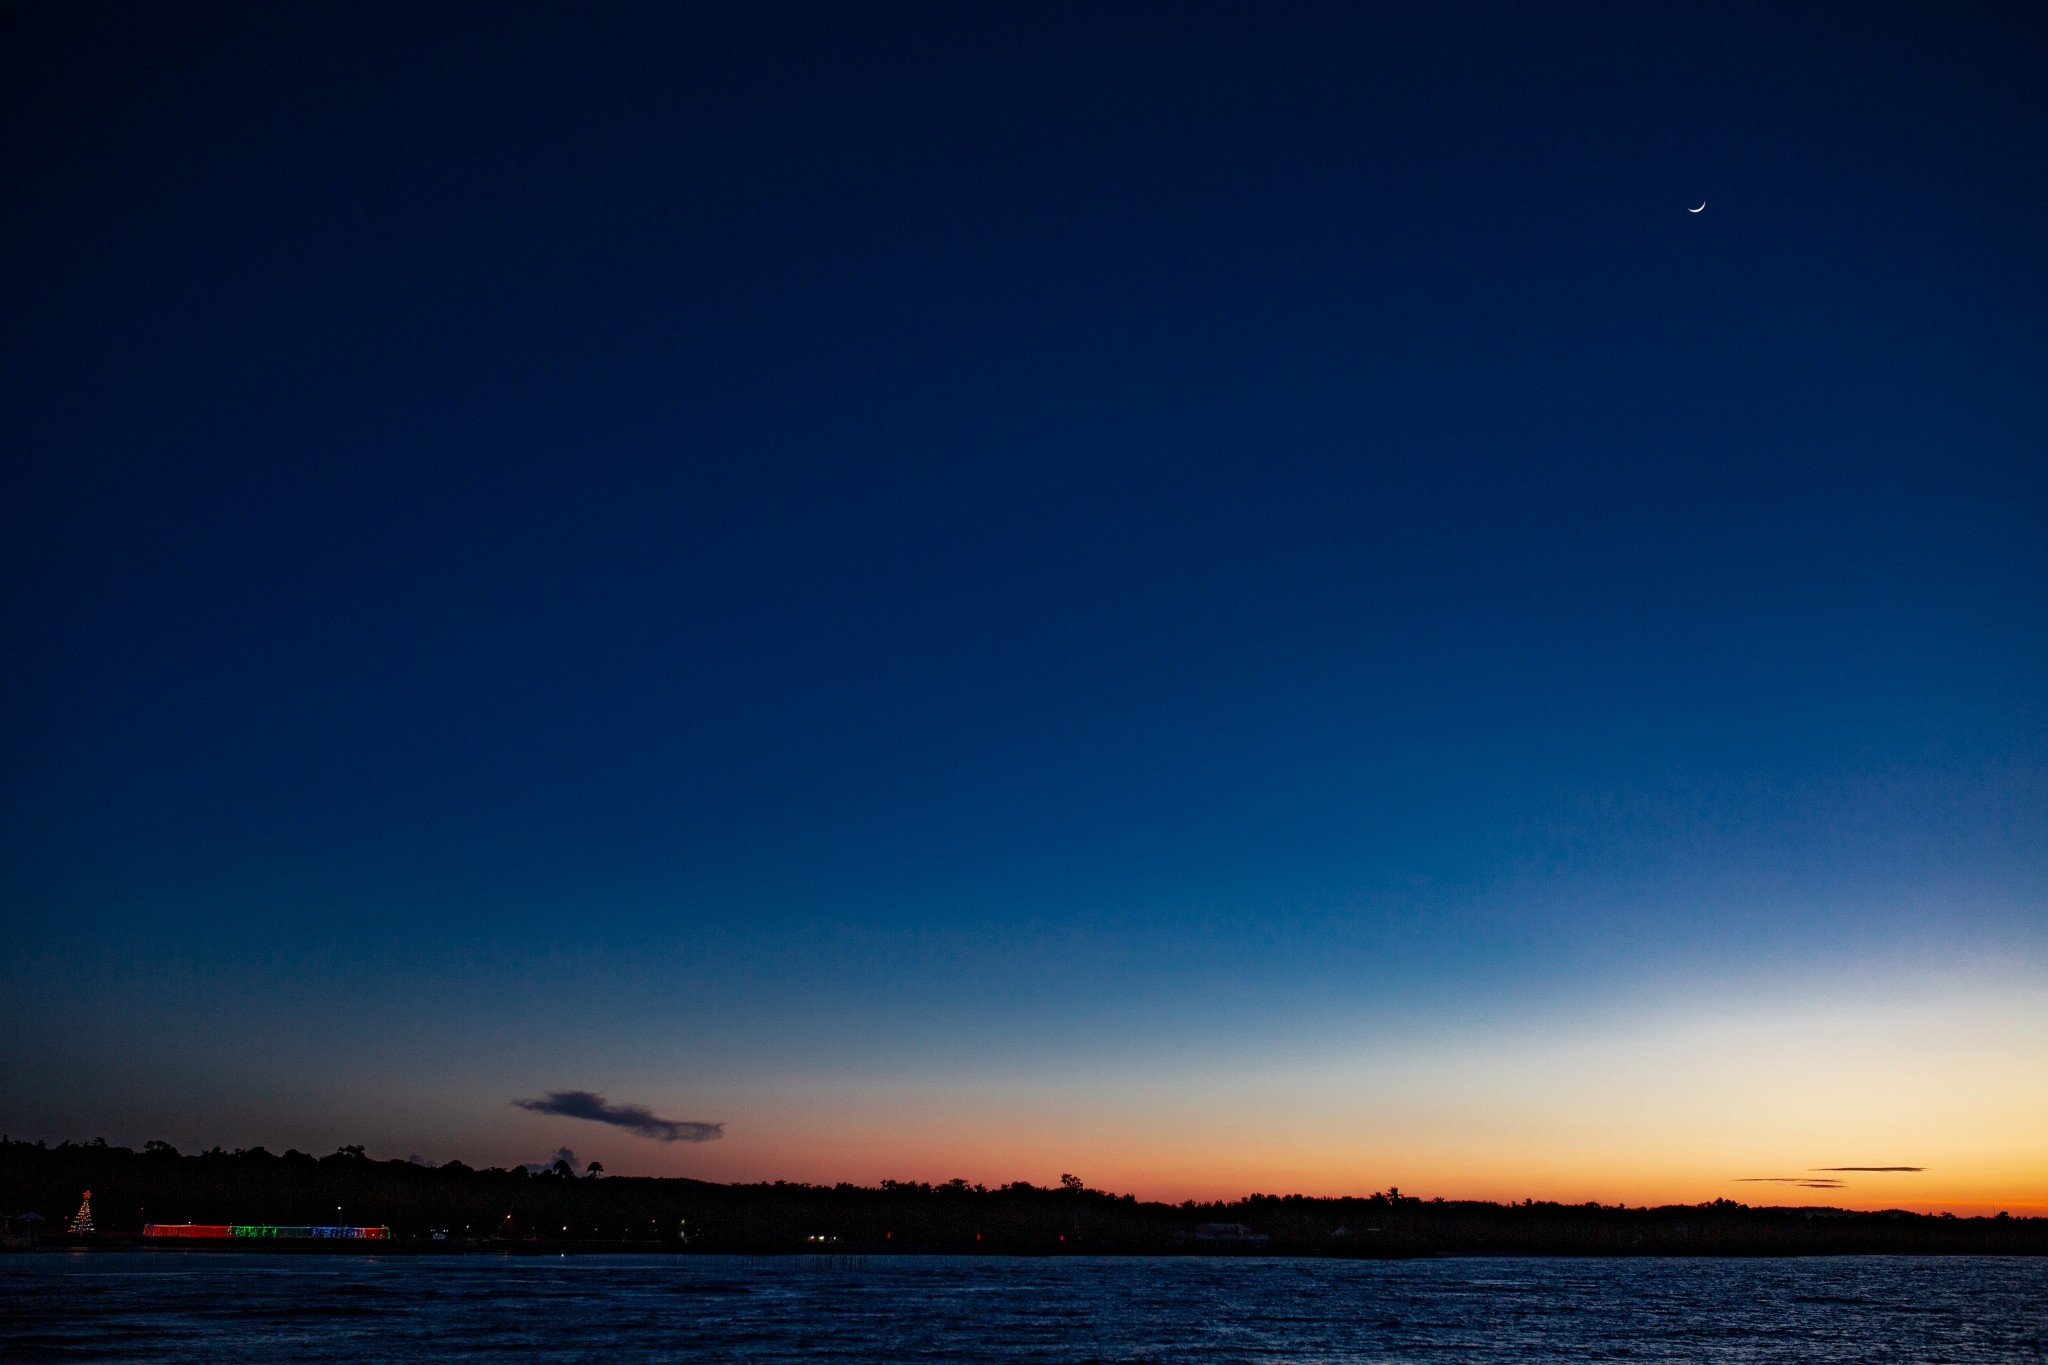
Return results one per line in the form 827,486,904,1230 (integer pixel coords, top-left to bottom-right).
1689,202,1706,212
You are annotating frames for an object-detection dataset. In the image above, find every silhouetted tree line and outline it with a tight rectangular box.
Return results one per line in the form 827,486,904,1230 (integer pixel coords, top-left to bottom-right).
3,1138,2041,1257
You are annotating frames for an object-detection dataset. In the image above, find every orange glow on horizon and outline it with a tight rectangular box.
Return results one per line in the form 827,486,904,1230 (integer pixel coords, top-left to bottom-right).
467,973,2047,1218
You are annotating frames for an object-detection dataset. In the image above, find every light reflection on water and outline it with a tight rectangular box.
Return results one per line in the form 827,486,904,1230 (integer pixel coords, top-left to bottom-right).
2,1252,2043,1362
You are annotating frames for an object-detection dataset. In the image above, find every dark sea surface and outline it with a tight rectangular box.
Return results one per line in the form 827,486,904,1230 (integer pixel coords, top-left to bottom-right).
2,1252,2043,1362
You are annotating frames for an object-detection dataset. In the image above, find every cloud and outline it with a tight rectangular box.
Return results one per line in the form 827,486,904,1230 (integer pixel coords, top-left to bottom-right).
1813,1166,1923,1173
513,1090,724,1143
1737,1177,1845,1188
525,1146,581,1175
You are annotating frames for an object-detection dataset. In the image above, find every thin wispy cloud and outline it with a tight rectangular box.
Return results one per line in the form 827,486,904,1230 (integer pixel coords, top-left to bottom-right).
1736,1164,1925,1187
1813,1166,1923,1173
513,1090,723,1143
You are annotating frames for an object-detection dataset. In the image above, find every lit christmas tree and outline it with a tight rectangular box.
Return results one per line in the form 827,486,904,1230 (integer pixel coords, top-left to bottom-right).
69,1190,95,1235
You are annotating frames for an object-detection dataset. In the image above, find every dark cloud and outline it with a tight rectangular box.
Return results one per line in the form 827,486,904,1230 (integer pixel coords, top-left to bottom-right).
1813,1166,1923,1172
513,1091,724,1143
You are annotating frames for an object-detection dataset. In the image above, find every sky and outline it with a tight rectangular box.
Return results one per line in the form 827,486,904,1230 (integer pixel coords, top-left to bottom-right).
3,2,2043,1215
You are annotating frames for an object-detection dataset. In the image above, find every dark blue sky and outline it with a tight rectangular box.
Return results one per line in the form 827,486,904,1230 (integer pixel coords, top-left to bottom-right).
4,3,2043,1201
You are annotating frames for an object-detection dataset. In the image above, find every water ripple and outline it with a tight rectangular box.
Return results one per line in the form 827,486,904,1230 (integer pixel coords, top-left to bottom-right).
1,1253,2041,1363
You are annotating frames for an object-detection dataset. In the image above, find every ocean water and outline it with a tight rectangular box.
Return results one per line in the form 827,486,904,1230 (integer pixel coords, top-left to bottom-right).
2,1252,2042,1362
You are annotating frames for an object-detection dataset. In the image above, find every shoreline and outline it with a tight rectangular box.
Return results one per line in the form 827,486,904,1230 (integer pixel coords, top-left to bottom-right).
11,1239,2045,1260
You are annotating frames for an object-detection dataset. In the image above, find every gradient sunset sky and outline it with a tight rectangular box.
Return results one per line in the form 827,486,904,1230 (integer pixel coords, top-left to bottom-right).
4,2,2043,1215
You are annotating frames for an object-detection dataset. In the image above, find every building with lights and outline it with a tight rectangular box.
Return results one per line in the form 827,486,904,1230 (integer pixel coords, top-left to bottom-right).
142,1224,391,1239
